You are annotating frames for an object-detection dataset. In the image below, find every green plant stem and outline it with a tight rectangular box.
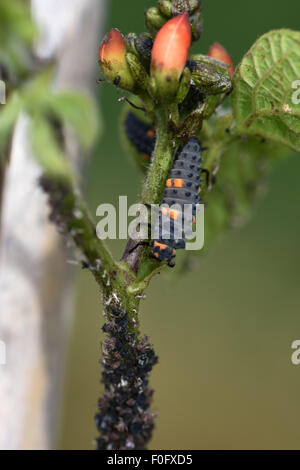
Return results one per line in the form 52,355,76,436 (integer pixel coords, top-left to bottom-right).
142,108,174,204
122,107,175,279
40,175,134,292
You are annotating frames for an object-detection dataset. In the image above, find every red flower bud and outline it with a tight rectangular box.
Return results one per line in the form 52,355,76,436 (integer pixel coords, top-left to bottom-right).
99,29,126,64
151,13,191,98
98,29,135,91
208,42,234,78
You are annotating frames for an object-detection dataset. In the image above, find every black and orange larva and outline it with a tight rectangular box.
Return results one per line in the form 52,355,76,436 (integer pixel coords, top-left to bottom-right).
150,136,203,267
124,111,156,163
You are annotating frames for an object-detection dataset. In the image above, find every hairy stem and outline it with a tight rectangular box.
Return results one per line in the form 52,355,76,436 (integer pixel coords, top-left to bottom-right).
122,107,175,276
40,174,158,450
40,175,133,291
95,108,178,449
142,108,174,205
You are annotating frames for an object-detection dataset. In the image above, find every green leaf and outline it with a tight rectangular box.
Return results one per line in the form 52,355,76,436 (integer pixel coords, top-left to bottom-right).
30,115,73,180
22,69,99,150
45,91,99,150
232,29,300,152
0,0,36,45
22,68,56,106
0,92,23,153
175,120,290,275
0,0,37,76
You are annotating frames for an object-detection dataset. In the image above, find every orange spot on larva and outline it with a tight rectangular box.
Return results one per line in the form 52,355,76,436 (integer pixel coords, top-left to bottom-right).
147,129,155,138
174,179,184,188
169,209,180,220
154,242,167,251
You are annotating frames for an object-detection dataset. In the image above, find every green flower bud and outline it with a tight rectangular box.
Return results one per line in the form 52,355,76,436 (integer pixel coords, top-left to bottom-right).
189,53,230,74
126,53,149,92
157,0,173,16
176,103,205,140
189,6,203,42
126,33,139,55
158,0,201,17
145,7,168,35
187,59,231,95
175,67,192,104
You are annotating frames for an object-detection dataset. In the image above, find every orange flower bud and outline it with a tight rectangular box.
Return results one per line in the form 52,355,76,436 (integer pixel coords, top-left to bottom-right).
208,42,234,78
151,13,191,99
99,29,125,64
98,29,135,91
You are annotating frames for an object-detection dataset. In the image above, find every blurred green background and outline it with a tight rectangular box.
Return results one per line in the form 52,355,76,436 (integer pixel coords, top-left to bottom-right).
60,0,300,450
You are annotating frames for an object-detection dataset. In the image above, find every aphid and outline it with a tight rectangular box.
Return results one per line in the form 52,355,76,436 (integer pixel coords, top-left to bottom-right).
124,112,156,163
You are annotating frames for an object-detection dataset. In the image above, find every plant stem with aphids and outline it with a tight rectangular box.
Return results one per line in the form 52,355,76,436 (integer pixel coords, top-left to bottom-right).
94,1,231,449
